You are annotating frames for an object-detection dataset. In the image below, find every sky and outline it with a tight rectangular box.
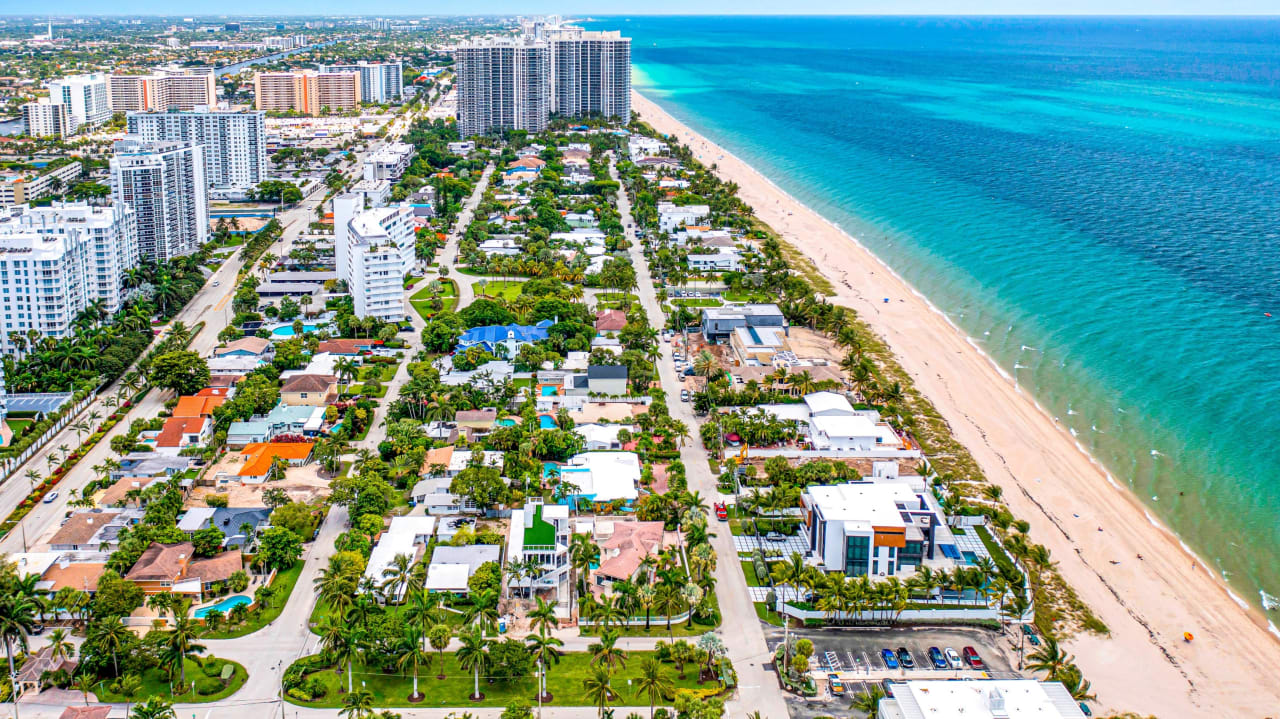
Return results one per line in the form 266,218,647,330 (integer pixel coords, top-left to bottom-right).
10,2,1280,15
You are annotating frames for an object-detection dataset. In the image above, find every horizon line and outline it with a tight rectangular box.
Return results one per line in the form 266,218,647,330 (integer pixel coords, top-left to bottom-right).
7,12,1280,18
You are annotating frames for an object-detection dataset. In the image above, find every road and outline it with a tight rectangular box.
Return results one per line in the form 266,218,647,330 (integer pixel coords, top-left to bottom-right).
610,155,791,719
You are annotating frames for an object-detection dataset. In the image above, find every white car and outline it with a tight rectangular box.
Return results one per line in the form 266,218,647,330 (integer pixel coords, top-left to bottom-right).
944,647,963,670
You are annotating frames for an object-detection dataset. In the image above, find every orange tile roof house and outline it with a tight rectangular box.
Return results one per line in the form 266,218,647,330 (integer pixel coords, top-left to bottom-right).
124,541,243,598
173,395,226,418
154,415,212,453
315,338,377,355
280,374,338,406
97,476,162,507
213,336,272,358
236,441,314,482
592,520,682,591
595,309,628,333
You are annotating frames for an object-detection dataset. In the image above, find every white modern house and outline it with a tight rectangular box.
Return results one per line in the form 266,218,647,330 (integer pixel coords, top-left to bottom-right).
333,195,414,320
0,202,138,353
657,202,710,232
687,249,743,273
556,451,640,505
754,391,914,457
506,499,571,608
363,516,436,603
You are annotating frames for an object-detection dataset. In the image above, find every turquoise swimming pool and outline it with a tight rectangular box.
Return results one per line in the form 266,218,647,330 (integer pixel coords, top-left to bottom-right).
540,385,559,397
271,323,318,337
538,414,556,430
496,418,517,427
195,595,251,618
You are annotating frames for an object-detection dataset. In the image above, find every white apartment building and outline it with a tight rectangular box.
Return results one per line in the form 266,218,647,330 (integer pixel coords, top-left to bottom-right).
110,138,208,262
333,195,414,321
107,71,217,112
48,73,111,131
455,37,550,137
319,61,404,103
0,162,84,208
657,202,710,232
125,110,267,193
361,142,414,182
547,27,631,121
21,101,72,138
0,202,138,353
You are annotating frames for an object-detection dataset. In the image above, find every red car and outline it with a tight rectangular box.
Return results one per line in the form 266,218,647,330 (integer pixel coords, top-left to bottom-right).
714,502,728,521
962,646,984,670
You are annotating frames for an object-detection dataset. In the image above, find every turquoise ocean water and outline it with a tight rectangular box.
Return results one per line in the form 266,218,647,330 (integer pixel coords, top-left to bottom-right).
594,16,1280,616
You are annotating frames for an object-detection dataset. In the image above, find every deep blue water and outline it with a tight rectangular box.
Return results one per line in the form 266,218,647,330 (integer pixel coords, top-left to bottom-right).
594,16,1280,611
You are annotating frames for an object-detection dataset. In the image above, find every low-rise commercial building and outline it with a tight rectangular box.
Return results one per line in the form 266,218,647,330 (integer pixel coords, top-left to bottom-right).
877,679,1087,719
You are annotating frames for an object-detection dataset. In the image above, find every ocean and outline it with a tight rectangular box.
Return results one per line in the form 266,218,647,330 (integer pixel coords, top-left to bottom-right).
593,15,1280,614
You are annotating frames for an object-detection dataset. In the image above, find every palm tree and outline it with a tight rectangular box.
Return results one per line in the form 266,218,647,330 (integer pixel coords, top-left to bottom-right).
165,606,207,690
116,673,143,716
528,597,557,638
635,656,674,719
45,627,72,662
339,687,375,719
525,631,564,701
770,551,807,666
130,697,176,719
1055,664,1096,702
591,594,626,633
851,684,886,717
1026,636,1073,680
381,553,416,603
0,593,37,690
583,664,615,719
317,613,359,693
428,623,452,679
396,626,431,700
589,629,627,670
456,625,490,701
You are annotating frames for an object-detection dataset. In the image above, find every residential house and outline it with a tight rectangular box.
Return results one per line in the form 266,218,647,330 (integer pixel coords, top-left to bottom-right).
506,499,570,607
38,554,110,594
586,364,628,395
213,336,273,358
410,475,475,515
574,423,629,451
235,442,314,483
591,520,679,592
226,402,326,448
701,304,786,342
279,374,338,406
424,544,502,595
554,452,641,506
48,509,142,551
456,321,553,356
477,237,522,256
363,516,436,603
152,416,212,455
730,324,791,366
177,507,271,548
594,309,627,334
14,646,77,698
315,338,378,356
657,202,710,233
687,250,743,273
421,446,504,477
112,454,192,480
454,409,497,433
124,541,243,599
755,392,910,456
172,395,226,419
96,476,163,507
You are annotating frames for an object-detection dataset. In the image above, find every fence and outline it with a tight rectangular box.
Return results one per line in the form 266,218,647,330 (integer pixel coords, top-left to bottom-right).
775,601,1014,624
0,391,96,485
579,609,692,627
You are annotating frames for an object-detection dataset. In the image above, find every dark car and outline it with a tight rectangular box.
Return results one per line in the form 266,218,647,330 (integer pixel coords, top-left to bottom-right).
880,679,896,698
880,648,898,670
962,646,985,670
928,646,947,669
897,648,914,669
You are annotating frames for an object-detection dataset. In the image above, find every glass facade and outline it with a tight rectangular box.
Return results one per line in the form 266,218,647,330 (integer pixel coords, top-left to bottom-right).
844,535,870,577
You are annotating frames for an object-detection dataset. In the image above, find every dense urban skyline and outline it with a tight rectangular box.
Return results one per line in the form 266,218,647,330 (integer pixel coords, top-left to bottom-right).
5,4,1280,15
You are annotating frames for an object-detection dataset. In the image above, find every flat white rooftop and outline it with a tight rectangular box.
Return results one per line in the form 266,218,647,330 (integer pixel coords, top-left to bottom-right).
880,679,1086,719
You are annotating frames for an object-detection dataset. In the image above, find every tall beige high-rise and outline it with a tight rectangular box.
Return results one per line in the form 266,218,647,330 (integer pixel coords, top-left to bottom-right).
254,70,361,115
108,71,216,112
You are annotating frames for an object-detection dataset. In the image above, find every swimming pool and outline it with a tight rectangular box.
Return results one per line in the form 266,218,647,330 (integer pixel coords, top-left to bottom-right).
540,385,559,397
194,595,251,618
271,323,318,337
538,414,557,430
497,418,517,427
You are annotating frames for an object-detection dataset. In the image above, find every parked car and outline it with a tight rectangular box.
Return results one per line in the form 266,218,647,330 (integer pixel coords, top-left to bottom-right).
828,674,844,696
680,389,690,402
30,625,43,635
1078,702,1093,717
1021,624,1041,645
764,532,787,543
880,649,898,670
42,491,58,504
944,647,963,669
714,502,728,521
962,646,984,670
880,679,896,698
928,646,947,669
897,648,914,669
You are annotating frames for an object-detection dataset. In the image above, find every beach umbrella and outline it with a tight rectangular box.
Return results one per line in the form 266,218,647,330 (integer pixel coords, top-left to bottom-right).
1183,632,1194,642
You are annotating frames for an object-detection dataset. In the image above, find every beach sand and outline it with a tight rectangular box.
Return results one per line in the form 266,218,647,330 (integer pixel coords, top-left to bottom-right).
633,90,1280,717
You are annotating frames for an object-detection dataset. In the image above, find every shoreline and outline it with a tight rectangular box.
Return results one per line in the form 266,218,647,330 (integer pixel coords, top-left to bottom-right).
630,90,1280,716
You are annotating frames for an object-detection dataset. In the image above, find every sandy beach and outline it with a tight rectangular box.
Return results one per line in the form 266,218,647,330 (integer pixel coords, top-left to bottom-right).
632,90,1280,717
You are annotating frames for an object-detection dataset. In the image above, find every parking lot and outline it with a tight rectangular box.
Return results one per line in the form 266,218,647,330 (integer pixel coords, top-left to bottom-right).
766,625,1023,719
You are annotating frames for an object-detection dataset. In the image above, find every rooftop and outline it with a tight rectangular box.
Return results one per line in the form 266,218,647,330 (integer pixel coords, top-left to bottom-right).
523,503,557,548
239,442,314,477
882,680,1086,719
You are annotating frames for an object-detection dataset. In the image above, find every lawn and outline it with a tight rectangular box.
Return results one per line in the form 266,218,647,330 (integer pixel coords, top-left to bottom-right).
596,292,639,303
722,289,772,303
753,602,785,627
410,279,459,320
472,280,523,300
670,298,723,308
201,562,304,639
93,656,247,703
740,560,761,588
286,650,718,709
5,418,32,437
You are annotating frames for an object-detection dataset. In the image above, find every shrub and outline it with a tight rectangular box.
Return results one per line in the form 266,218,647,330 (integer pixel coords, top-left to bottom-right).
195,677,223,696
304,676,328,698
201,660,224,678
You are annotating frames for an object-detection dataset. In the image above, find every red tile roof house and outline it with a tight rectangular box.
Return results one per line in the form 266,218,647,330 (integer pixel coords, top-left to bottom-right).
590,520,682,594
152,416,212,456
594,309,628,333
124,541,243,601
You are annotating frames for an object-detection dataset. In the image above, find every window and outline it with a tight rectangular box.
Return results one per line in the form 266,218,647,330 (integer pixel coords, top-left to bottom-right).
844,535,870,577
299,393,308,398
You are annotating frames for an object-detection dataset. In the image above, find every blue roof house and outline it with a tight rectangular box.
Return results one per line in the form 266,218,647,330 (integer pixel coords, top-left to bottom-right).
457,320,553,358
